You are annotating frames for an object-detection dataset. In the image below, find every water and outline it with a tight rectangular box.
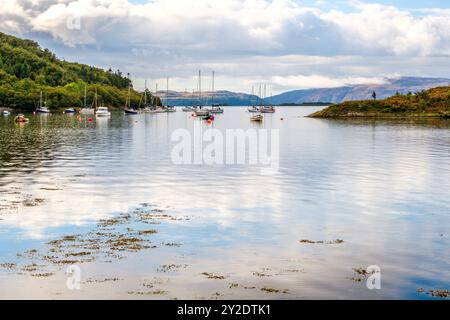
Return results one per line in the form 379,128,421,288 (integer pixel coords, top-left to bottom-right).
0,107,449,299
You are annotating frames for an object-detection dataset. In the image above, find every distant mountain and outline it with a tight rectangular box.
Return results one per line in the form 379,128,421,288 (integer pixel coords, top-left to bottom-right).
161,90,261,106
266,77,450,105
160,77,450,106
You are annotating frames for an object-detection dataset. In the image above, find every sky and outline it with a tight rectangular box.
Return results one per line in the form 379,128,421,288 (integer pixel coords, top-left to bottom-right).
1,0,450,94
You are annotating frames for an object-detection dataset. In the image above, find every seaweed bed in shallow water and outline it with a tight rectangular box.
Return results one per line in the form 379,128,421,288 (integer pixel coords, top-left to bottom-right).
0,203,190,277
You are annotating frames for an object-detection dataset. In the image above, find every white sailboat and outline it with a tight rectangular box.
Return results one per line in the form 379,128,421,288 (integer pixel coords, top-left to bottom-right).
260,83,275,113
165,77,176,113
36,91,50,114
194,71,210,117
80,85,95,114
248,85,260,113
94,89,110,117
142,80,155,113
152,83,165,113
250,84,263,122
209,71,224,114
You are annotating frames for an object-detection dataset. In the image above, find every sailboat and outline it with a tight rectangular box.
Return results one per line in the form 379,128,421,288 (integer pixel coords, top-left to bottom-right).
194,71,210,117
250,113,263,122
142,80,155,113
124,83,139,114
36,91,50,114
94,89,110,117
249,84,263,122
260,84,275,113
182,89,195,112
248,85,260,113
153,83,166,113
165,77,176,113
80,85,95,114
209,71,224,114
64,108,76,114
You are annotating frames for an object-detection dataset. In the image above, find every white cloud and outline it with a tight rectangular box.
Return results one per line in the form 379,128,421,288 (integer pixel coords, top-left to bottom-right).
3,0,450,55
271,74,387,89
1,0,450,92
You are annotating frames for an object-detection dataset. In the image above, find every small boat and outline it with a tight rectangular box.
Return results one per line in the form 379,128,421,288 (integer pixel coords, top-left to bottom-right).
14,114,29,123
125,108,139,115
182,106,193,112
162,78,177,113
91,89,110,117
124,84,139,114
248,106,260,113
36,106,50,114
260,106,275,113
250,114,263,122
96,106,111,117
194,108,210,117
36,91,50,114
210,105,224,114
2,110,11,116
143,107,156,113
80,108,94,115
65,108,76,114
208,72,224,114
203,114,215,121
141,81,157,114
80,85,95,114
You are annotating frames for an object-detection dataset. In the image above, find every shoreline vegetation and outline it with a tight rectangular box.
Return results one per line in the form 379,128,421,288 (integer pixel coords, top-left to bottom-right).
0,32,161,111
307,86,450,119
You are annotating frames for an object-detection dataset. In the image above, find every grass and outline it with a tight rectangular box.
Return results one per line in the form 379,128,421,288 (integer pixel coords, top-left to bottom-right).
308,86,450,118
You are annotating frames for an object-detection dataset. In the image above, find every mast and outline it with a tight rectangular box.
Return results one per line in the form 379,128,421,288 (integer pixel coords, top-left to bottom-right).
166,77,169,107
199,70,202,107
212,71,215,107
155,83,158,108
40,91,43,109
128,83,131,109
144,80,147,107
259,84,262,107
84,84,87,108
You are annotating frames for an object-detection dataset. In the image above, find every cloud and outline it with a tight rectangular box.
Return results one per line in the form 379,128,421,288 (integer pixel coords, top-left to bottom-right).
3,0,450,56
271,74,387,89
1,1,450,92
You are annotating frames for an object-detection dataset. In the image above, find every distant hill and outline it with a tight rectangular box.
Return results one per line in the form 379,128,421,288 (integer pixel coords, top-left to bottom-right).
161,90,261,106
0,31,159,110
308,86,450,118
266,77,450,105
160,77,450,107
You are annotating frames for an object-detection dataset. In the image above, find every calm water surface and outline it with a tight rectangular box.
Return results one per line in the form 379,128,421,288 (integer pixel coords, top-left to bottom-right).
0,107,449,299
